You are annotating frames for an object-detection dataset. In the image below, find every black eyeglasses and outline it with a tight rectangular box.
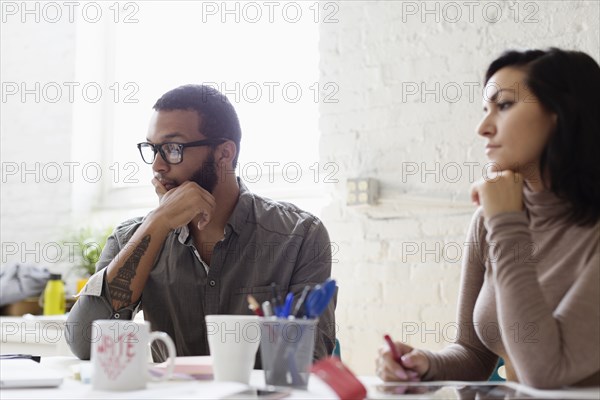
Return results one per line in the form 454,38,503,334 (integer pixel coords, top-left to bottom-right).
137,138,227,165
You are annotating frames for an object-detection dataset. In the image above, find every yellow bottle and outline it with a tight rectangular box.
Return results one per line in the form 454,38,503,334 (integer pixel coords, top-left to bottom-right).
43,274,65,315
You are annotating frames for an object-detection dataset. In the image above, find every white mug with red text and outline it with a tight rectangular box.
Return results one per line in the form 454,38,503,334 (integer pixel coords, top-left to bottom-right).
91,319,176,391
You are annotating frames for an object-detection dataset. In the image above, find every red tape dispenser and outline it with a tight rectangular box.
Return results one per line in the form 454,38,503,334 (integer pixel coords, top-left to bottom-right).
311,357,367,400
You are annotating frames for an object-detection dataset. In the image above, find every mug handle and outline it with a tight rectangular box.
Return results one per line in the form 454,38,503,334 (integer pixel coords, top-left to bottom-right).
148,331,176,381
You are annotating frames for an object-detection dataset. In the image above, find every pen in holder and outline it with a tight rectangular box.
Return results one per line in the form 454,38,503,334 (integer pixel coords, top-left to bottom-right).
259,317,318,389
255,278,335,389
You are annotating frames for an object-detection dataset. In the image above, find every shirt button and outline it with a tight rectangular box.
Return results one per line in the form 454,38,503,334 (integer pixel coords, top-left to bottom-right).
209,280,216,287
114,313,120,319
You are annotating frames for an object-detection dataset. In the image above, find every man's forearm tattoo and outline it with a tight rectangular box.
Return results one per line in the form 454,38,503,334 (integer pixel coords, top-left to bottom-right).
109,235,151,309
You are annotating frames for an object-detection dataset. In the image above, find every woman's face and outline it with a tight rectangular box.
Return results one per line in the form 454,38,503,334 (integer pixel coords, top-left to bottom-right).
477,67,556,178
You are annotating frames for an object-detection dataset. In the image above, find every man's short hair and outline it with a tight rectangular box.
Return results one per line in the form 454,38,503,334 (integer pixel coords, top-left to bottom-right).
153,84,242,167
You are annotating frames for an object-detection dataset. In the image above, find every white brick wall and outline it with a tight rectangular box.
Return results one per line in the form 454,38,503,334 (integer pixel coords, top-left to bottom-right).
319,1,600,374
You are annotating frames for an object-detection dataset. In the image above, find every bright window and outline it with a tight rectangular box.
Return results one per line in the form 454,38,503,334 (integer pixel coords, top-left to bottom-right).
83,1,332,216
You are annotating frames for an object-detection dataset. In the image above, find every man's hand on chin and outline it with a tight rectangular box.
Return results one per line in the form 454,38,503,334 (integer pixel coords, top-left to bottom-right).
150,179,215,231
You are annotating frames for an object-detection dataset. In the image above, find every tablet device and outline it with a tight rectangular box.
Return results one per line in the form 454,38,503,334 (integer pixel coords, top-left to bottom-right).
374,382,523,399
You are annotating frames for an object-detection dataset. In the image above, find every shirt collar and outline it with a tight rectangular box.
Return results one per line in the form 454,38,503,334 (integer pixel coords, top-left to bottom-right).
227,178,253,236
176,225,191,244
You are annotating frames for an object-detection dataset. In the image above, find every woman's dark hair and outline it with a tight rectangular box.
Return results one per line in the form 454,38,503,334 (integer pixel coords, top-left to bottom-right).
485,48,600,226
153,84,242,168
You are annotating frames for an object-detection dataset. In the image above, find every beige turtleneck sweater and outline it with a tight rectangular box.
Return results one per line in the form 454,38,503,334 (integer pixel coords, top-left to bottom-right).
422,186,600,389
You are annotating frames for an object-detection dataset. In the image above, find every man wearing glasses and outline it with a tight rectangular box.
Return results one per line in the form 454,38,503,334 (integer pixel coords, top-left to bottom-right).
66,84,336,362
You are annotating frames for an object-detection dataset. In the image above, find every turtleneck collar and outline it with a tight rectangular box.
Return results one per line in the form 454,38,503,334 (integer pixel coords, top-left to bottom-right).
523,183,572,231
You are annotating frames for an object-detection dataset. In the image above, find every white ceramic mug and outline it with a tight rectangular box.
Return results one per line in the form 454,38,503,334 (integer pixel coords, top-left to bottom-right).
205,315,261,384
91,319,176,391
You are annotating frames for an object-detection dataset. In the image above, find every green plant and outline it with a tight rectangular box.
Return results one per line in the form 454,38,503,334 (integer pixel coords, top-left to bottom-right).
62,226,113,276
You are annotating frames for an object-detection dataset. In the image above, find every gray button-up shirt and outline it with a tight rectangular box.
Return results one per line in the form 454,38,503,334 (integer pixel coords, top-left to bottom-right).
66,180,336,362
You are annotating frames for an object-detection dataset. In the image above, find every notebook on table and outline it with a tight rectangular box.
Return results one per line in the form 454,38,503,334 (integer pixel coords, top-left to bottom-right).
0,359,63,388
150,355,214,380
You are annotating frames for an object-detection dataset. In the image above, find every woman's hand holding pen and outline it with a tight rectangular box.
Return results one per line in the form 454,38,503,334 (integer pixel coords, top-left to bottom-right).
376,337,429,382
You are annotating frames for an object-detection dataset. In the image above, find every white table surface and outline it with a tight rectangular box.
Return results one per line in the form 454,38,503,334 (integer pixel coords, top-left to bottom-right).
1,356,598,399
0,356,339,399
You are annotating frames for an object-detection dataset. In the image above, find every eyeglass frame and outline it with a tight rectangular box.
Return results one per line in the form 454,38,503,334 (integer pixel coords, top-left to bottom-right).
136,138,228,165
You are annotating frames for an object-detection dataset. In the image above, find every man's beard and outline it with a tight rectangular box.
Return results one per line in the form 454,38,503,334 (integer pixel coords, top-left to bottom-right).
190,151,219,193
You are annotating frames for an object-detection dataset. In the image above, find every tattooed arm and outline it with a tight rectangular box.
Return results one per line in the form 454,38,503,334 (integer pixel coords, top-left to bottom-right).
65,217,171,359
104,221,168,311
106,235,151,310
104,181,215,310
66,181,216,359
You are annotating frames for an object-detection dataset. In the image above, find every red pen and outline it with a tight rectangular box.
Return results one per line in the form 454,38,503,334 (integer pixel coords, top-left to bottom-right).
384,334,404,367
247,295,264,317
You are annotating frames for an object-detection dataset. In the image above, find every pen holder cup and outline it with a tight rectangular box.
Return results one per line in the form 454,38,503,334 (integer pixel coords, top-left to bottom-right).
259,318,318,389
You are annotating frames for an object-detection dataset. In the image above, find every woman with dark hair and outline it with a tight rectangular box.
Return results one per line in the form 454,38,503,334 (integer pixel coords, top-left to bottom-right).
376,48,600,389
